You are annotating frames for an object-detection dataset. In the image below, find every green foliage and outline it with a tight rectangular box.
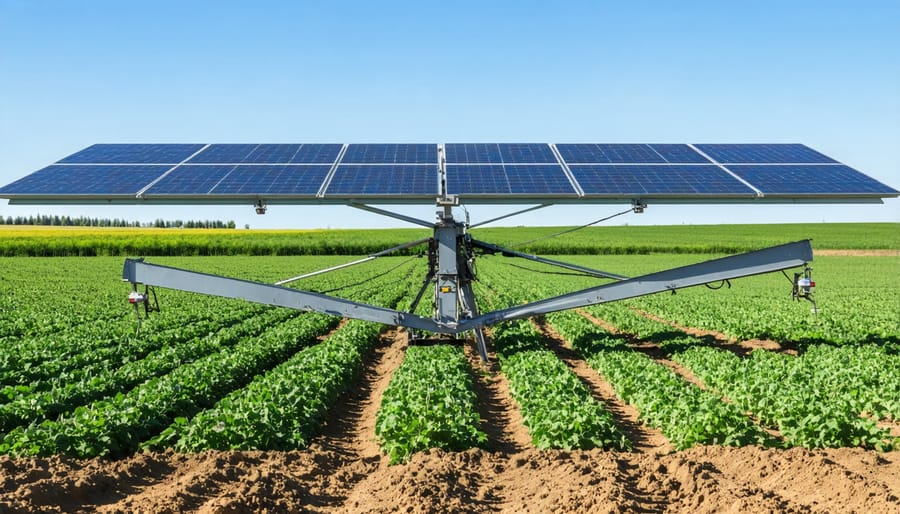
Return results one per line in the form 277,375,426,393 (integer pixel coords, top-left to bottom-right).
549,311,772,450
674,346,897,450
1,222,896,256
376,345,487,464
492,320,630,451
156,320,386,451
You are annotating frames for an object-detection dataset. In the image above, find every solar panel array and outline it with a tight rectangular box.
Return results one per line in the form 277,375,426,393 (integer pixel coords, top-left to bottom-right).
1,143,896,204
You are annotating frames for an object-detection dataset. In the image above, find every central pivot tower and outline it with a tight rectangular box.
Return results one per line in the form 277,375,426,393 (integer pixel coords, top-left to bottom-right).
412,200,488,359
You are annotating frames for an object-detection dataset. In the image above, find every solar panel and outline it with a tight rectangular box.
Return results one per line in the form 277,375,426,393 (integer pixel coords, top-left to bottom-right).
57,144,205,164
694,144,837,164
556,143,709,164
211,165,332,195
187,144,259,164
648,144,711,164
556,144,660,163
324,165,439,196
445,143,557,164
447,165,577,196
726,165,898,195
286,144,343,164
570,165,756,196
1,143,896,204
341,144,437,164
0,164,172,195
186,144,342,164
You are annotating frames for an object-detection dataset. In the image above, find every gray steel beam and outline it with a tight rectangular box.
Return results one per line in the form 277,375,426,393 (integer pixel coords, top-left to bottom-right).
122,240,813,338
459,240,813,330
122,258,445,332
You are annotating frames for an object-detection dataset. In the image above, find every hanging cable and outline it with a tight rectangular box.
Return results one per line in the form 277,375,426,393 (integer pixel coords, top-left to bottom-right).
499,260,604,278
509,207,635,248
309,255,422,295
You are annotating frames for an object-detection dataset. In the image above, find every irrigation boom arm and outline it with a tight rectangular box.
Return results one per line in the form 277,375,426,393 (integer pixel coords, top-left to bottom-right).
122,239,813,336
461,240,813,330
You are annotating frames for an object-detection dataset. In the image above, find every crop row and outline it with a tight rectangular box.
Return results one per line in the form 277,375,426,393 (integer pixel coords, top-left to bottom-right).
0,312,339,458
0,307,298,432
674,346,896,450
376,344,487,463
626,256,899,346
0,303,265,390
548,311,772,449
490,319,630,451
140,259,419,454
153,320,383,451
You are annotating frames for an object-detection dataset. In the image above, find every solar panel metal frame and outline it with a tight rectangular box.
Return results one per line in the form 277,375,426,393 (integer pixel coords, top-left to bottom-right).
1,143,896,205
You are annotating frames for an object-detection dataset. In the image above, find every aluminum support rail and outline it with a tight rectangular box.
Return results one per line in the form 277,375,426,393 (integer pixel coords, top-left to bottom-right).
460,240,813,330
471,239,629,281
122,258,445,332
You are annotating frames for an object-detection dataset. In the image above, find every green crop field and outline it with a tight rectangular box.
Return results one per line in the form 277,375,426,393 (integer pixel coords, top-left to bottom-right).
0,222,897,256
0,224,897,461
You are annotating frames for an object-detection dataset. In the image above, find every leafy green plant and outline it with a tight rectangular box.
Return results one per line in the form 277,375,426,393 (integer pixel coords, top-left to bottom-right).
376,344,486,464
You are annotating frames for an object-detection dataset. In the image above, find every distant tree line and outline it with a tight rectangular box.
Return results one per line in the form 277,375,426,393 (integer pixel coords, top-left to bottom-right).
0,214,236,229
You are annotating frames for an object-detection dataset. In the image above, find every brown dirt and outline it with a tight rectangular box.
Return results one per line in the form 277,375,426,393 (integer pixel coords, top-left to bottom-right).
1,330,898,513
1,446,897,513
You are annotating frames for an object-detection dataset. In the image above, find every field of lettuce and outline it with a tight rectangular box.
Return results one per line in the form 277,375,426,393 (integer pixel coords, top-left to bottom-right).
0,239,896,463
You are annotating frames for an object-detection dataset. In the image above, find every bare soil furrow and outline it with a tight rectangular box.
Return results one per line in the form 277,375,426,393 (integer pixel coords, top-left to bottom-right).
533,318,674,455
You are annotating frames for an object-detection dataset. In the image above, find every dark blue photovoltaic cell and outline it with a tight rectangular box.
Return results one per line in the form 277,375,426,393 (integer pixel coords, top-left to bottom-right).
143,165,237,194
242,144,302,163
445,144,502,163
499,144,557,163
187,145,258,164
0,165,170,195
325,165,438,195
447,165,576,195
570,165,755,195
57,144,205,164
283,144,343,164
727,165,900,195
211,165,332,194
557,144,663,163
445,143,557,163
145,165,333,195
648,144,711,163
557,143,710,164
186,144,343,164
341,144,437,164
694,144,838,164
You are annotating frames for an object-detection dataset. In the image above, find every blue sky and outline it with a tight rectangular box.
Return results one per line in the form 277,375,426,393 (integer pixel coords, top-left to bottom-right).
1,0,897,228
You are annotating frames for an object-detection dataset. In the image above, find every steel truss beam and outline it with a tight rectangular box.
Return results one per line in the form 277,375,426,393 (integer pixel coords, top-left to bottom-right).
122,239,813,338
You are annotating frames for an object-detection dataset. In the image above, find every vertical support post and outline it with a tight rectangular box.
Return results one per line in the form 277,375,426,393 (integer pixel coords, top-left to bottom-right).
434,206,459,324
